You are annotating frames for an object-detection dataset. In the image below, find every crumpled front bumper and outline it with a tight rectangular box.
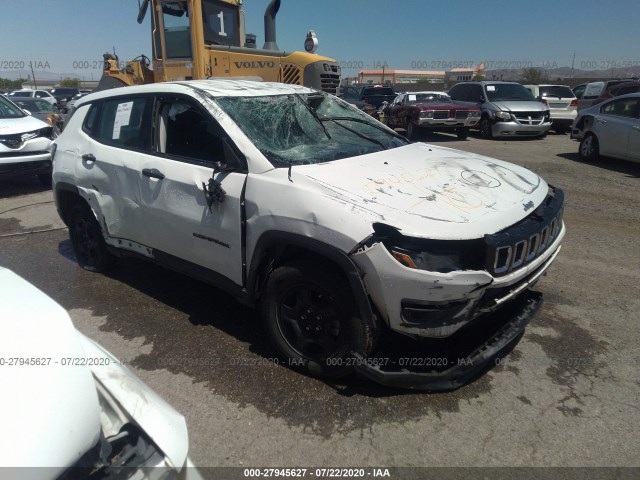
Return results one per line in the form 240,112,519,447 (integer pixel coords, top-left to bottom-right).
352,289,543,391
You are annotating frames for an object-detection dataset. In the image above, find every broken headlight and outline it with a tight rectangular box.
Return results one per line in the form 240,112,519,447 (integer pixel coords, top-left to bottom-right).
21,127,54,141
368,223,486,273
389,247,466,273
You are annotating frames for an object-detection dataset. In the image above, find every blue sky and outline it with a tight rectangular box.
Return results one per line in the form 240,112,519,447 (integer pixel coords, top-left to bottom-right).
1,0,639,79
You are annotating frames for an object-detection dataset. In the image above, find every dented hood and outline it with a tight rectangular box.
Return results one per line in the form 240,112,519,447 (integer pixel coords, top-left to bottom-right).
0,268,101,474
298,143,548,239
0,115,49,135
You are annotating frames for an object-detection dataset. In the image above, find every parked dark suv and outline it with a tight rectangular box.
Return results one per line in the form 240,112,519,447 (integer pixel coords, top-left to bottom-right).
448,81,551,139
50,87,80,113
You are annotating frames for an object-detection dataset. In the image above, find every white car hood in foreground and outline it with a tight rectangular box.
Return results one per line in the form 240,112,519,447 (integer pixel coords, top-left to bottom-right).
0,268,101,476
0,268,189,478
297,142,548,240
0,115,49,135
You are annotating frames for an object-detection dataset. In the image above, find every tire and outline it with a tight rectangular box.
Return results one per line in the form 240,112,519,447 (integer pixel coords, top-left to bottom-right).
406,118,418,141
37,173,52,186
456,128,469,140
261,261,375,378
579,133,599,161
479,117,493,139
68,203,114,272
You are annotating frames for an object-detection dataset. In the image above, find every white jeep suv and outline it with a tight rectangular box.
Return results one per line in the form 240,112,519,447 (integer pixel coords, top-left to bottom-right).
52,80,565,390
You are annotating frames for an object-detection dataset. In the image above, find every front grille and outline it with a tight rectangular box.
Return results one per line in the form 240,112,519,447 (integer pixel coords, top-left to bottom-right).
0,150,49,158
0,159,51,174
281,63,301,85
320,75,340,95
455,110,470,119
513,111,546,125
484,187,564,277
433,110,449,119
0,133,26,149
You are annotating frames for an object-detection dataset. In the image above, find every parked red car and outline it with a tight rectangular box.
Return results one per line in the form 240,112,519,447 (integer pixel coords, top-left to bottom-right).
591,81,640,106
382,91,481,140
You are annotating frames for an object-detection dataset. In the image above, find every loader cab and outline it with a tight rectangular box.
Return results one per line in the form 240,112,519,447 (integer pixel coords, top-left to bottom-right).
150,0,242,81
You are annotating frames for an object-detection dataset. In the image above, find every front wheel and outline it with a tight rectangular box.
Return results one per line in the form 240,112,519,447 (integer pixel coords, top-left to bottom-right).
456,128,469,140
68,203,114,272
37,173,52,186
479,117,493,139
261,261,375,378
579,133,599,161
406,119,418,141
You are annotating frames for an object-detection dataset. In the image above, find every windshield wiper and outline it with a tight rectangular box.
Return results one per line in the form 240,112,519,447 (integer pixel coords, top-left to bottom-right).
321,118,386,149
321,116,408,143
295,94,331,140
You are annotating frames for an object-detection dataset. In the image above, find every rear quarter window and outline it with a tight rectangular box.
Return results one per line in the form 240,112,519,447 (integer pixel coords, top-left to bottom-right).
85,97,152,151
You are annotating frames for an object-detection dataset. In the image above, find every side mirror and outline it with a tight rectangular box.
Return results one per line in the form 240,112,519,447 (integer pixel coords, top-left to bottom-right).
213,160,228,174
23,109,32,116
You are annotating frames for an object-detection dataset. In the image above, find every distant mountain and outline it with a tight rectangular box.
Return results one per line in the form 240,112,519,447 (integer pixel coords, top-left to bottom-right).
0,69,86,82
484,65,640,81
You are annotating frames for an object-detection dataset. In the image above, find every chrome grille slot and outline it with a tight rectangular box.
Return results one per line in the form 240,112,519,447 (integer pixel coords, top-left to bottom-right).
526,233,540,262
484,188,564,277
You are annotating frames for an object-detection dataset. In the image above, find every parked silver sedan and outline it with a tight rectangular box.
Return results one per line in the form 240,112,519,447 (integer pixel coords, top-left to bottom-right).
571,93,640,163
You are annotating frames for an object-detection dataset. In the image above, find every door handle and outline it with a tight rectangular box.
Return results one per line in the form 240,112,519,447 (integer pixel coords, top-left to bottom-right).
597,119,607,124
81,153,96,162
142,168,165,179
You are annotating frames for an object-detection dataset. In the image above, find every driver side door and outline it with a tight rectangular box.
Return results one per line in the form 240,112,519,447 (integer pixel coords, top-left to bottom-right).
133,94,247,286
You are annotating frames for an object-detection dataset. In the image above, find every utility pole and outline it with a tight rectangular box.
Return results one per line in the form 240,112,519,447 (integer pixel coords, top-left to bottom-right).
570,51,576,78
29,61,38,89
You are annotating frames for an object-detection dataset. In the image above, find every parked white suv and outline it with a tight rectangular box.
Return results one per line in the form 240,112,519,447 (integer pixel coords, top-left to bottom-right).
52,80,565,390
523,84,577,134
8,88,57,107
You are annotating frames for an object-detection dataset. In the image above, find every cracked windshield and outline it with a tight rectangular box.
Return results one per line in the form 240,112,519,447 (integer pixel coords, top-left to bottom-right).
216,93,407,166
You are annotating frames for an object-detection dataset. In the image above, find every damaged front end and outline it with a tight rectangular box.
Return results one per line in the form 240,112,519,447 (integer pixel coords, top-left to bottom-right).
348,187,565,390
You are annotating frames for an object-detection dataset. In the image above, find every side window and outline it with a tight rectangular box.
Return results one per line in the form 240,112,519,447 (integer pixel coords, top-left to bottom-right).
156,98,240,168
471,85,485,102
618,86,640,96
600,98,638,118
36,91,47,98
162,1,193,59
573,85,586,99
83,103,101,136
95,97,151,150
448,84,464,101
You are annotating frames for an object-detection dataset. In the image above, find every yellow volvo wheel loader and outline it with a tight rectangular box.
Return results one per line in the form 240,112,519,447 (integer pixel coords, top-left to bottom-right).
98,0,341,93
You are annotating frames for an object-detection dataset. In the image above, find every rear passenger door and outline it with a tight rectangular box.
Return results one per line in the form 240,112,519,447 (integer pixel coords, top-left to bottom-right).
134,94,247,286
76,95,154,244
596,97,638,158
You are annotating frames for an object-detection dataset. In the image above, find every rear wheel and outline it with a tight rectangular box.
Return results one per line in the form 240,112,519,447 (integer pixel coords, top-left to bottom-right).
261,261,375,378
68,203,114,272
579,133,599,161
